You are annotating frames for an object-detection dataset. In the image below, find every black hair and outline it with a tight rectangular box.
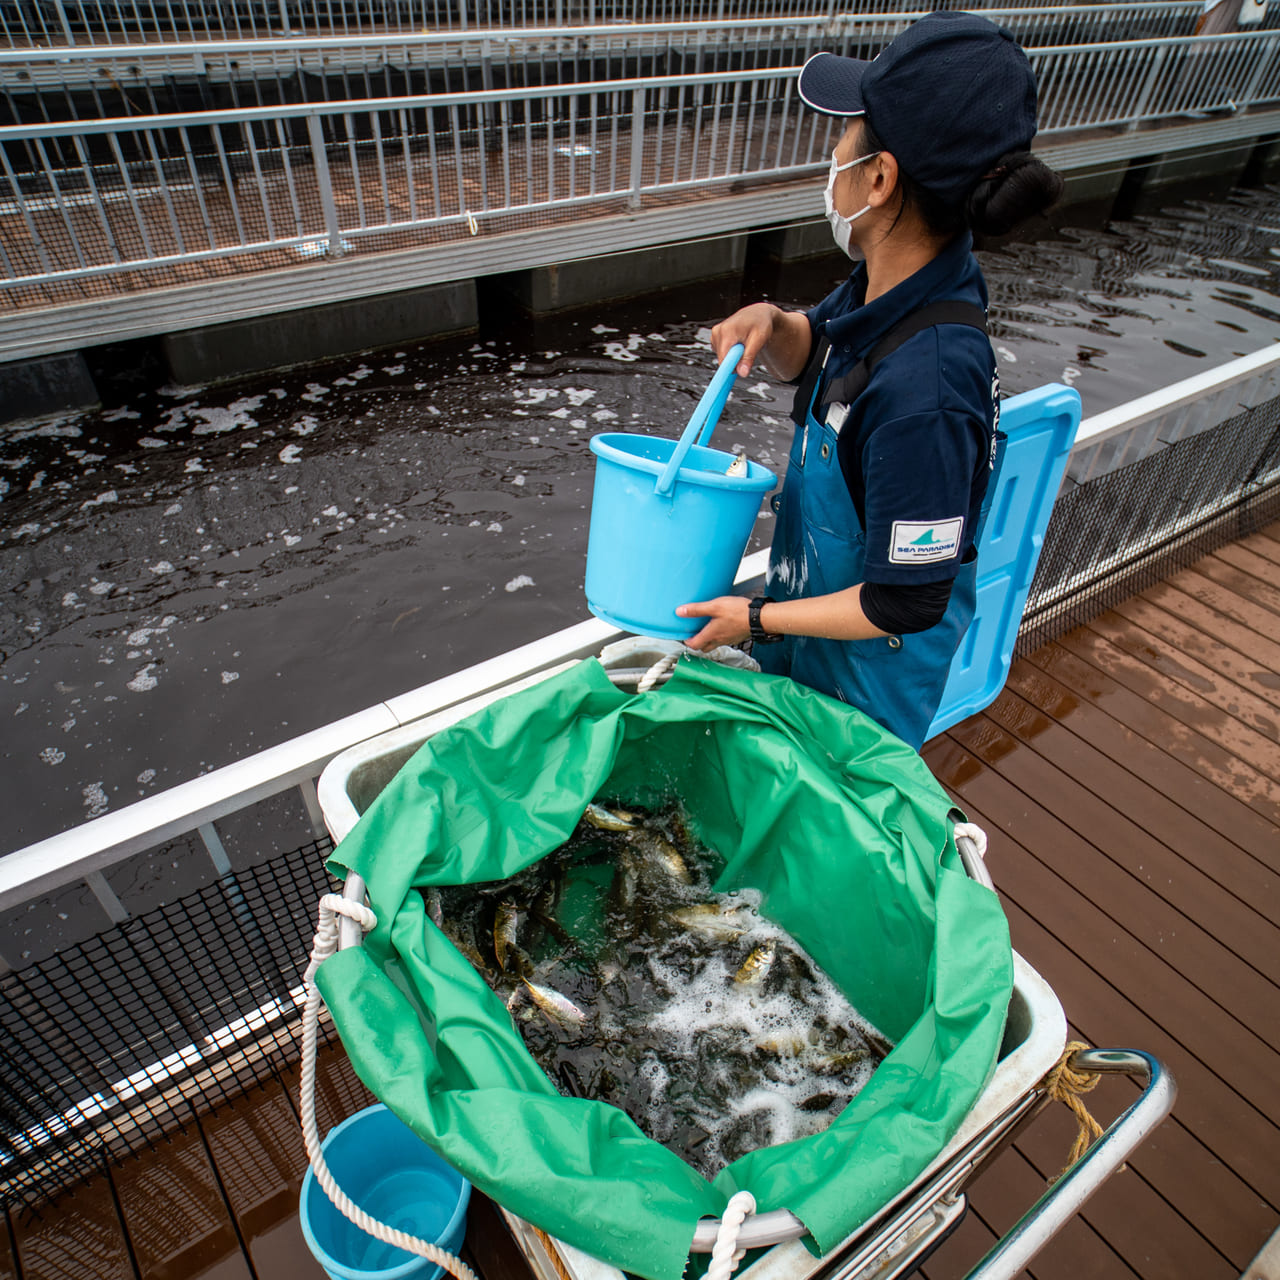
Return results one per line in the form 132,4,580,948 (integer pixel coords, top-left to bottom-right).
860,121,1064,239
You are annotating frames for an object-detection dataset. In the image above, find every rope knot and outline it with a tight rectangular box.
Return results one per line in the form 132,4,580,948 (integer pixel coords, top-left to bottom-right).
1043,1040,1106,1181
304,893,378,985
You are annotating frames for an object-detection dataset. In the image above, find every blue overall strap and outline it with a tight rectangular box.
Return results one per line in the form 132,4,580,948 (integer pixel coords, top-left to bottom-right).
820,300,989,410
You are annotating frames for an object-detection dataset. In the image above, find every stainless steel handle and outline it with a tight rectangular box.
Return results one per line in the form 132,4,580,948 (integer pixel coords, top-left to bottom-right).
964,1048,1177,1280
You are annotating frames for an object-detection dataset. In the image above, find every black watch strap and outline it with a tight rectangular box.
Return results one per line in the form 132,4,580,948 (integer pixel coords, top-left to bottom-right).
749,596,783,644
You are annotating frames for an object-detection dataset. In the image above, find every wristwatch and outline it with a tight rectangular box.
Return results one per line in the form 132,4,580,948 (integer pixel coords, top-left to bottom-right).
748,596,783,644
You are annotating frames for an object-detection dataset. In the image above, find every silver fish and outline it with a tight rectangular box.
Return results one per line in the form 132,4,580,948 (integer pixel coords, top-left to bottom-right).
671,904,749,939
522,979,587,1032
631,830,691,883
584,802,637,831
494,901,519,972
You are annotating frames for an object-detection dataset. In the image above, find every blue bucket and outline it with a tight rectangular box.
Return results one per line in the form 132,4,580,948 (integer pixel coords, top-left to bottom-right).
585,343,778,640
300,1104,471,1280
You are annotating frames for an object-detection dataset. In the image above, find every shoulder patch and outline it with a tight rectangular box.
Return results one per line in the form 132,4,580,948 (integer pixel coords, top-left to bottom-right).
890,517,963,565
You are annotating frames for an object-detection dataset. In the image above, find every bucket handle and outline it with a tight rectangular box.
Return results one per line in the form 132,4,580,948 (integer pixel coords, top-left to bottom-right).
654,342,744,498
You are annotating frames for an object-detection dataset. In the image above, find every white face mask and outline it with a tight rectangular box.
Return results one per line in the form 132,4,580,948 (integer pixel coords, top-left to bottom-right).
824,149,880,259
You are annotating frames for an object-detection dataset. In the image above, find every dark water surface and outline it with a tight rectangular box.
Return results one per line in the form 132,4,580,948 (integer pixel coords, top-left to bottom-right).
6,175,1280,858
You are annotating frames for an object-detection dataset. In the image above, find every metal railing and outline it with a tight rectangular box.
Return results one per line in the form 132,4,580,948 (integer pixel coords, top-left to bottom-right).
5,29,1280,299
0,0,1209,48
0,7,1212,123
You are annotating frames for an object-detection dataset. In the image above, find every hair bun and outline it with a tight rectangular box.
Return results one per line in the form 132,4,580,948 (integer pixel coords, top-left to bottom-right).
967,151,1065,237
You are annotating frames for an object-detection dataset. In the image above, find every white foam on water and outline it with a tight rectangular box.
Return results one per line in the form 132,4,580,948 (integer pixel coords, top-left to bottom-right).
39,747,66,765
278,444,303,465
221,671,239,684
127,665,158,692
564,387,596,406
79,490,117,510
505,575,535,592
82,782,108,818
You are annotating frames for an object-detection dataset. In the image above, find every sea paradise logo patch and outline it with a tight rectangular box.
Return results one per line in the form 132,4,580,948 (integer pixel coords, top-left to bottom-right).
889,517,963,564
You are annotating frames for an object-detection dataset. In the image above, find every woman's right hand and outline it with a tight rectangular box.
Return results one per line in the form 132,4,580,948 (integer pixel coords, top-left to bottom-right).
711,303,781,378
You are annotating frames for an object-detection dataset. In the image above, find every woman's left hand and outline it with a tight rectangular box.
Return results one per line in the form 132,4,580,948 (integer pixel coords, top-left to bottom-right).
676,596,751,650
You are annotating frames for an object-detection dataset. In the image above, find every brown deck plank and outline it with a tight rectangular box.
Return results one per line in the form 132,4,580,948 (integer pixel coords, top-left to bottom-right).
199,1074,331,1280
1184,552,1280,619
8,1170,135,1280
1019,638,1280,829
956,675,1280,975
1110,591,1280,715
1239,527,1280,565
1212,541,1280,607
1006,646,1280,895
1075,610,1280,746
110,1123,251,1280
1213,537,1280,586
1137,579,1280,676
947,702,1280,1053
995,897,1275,1275
926,736,1280,1261
993,635,1280,869
1161,562,1280,640
1059,618,1280,785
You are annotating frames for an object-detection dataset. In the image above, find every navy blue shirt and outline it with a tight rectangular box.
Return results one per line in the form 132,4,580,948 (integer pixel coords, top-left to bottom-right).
806,233,998,587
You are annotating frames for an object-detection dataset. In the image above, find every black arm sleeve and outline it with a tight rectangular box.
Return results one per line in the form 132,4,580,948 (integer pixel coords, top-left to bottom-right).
861,578,954,635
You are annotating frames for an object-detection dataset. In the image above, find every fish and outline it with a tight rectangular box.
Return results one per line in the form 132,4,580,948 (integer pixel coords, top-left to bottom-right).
583,802,638,831
424,888,445,929
630,829,692,883
522,978,587,1032
734,938,776,986
725,452,748,477
813,1049,872,1077
494,901,519,971
671,904,749,938
755,1035,808,1057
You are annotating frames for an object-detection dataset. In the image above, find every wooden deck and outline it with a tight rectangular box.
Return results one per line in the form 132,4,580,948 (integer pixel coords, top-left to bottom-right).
4,524,1280,1279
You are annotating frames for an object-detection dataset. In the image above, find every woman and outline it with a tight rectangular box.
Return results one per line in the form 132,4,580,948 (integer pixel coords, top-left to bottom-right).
677,12,1064,750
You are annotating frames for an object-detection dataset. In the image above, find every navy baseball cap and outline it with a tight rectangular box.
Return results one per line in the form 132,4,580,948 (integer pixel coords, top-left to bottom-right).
797,12,1039,207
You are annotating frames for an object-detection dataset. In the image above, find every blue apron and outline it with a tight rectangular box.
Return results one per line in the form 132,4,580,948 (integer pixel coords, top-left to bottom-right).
759,361,1004,751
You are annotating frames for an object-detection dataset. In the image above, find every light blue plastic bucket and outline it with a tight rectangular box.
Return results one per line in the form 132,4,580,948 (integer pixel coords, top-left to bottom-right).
585,343,778,639
300,1104,471,1280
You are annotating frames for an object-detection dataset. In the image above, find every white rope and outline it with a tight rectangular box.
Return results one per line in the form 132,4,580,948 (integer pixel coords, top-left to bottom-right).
300,893,480,1280
637,651,681,693
953,821,989,859
706,1191,758,1280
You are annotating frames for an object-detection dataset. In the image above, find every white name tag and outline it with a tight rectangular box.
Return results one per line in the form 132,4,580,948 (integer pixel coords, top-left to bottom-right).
825,402,849,434
890,517,964,565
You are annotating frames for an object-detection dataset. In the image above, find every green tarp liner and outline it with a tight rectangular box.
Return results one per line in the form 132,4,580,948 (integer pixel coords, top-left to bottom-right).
318,657,1013,1280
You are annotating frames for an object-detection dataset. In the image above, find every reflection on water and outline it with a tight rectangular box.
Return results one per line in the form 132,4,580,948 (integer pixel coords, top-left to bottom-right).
4,176,1280,862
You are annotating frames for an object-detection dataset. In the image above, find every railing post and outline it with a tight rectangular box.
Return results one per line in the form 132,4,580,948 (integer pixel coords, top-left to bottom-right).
1236,37,1274,111
305,112,346,258
628,86,646,210
276,0,295,35
51,0,75,45
1127,44,1168,129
